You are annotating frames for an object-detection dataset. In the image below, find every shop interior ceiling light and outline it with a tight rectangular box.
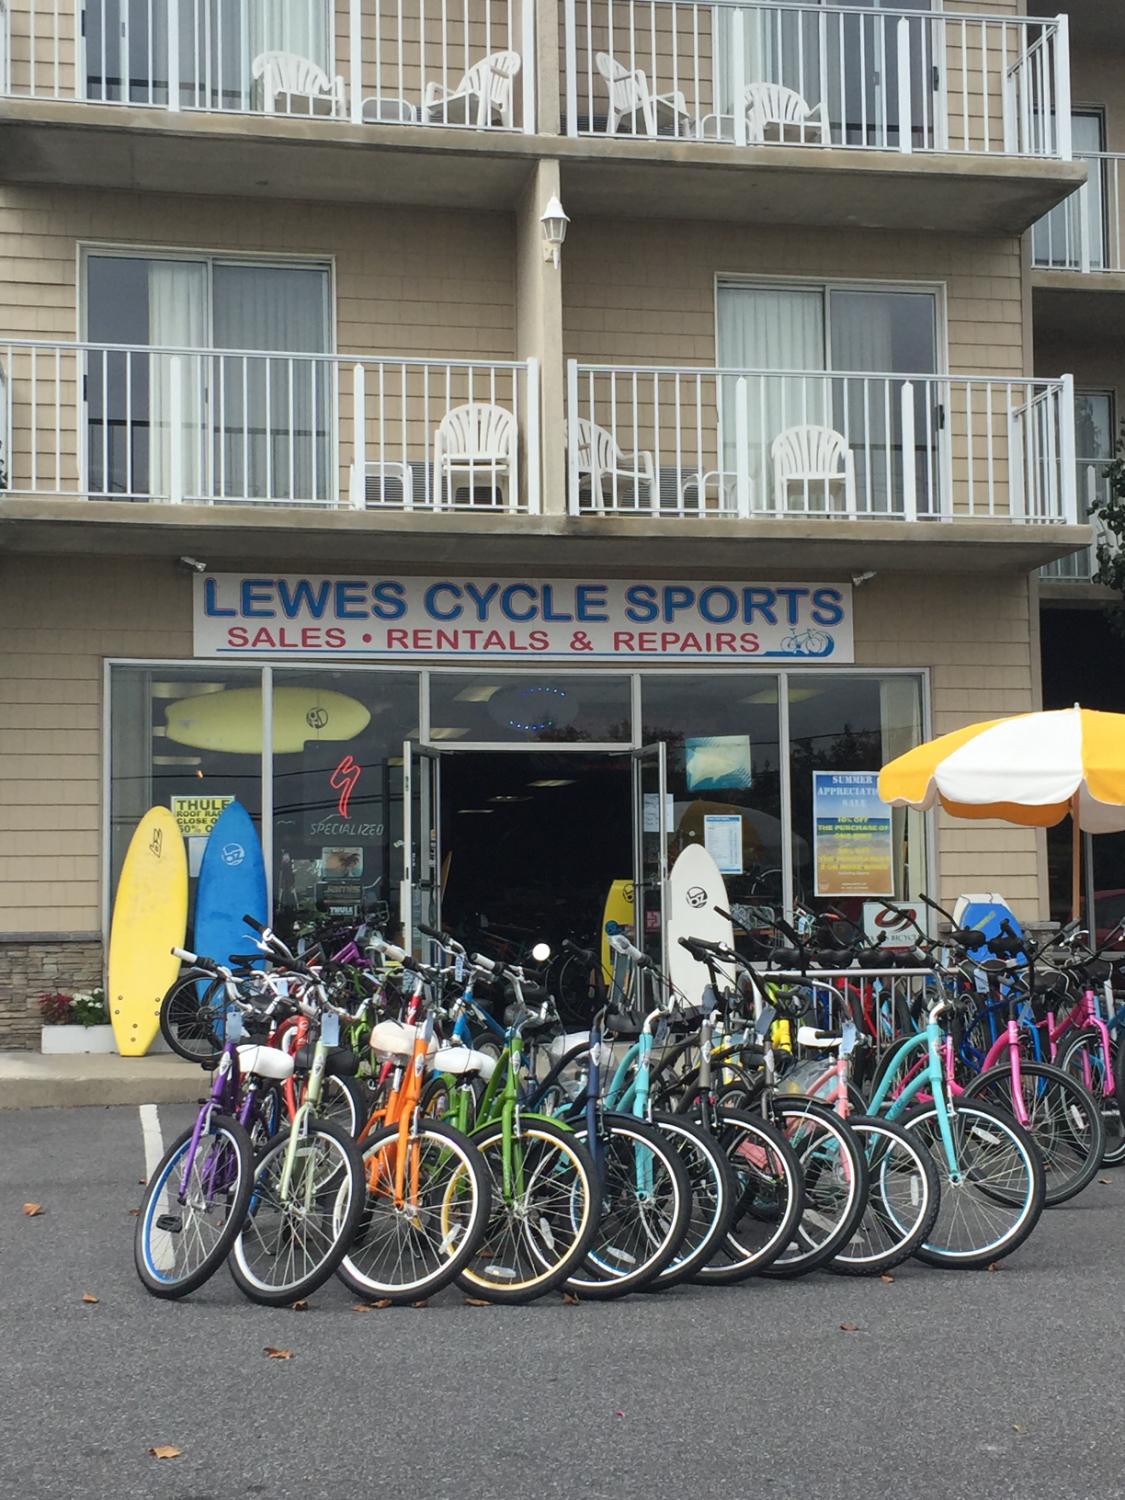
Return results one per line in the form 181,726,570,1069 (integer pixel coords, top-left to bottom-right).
456,808,494,815
489,794,533,803
528,778,577,788
152,754,203,766
428,727,470,741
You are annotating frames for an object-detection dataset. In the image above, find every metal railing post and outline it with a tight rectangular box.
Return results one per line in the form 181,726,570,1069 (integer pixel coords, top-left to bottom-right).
896,17,912,155
564,0,578,138
526,356,541,513
167,0,181,110
735,376,751,516
1060,373,1078,524
521,0,536,132
1055,14,1072,161
350,0,364,123
732,8,747,148
566,359,580,513
168,355,184,503
900,381,916,520
350,361,366,508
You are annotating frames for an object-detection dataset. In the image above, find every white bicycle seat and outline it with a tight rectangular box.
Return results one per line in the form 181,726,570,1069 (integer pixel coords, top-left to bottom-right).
236,1043,295,1082
431,1045,497,1081
797,1026,842,1051
370,1019,439,1061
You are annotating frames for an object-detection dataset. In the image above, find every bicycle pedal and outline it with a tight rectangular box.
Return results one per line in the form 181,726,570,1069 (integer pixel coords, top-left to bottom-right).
155,1214,183,1233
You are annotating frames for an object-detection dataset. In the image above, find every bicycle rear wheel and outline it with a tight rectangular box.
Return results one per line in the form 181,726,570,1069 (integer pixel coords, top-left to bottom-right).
565,1115,691,1299
1058,1028,1125,1166
159,973,227,1067
692,1108,804,1284
901,1099,1045,1268
963,1061,1104,1206
458,1119,599,1304
337,1119,491,1304
830,1115,940,1275
759,1099,869,1278
135,1113,253,1299
230,1116,364,1304
648,1114,735,1289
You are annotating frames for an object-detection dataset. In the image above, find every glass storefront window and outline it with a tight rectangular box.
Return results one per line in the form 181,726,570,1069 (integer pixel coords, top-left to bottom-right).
428,672,632,745
641,673,784,907
109,664,264,917
271,669,420,933
787,674,925,921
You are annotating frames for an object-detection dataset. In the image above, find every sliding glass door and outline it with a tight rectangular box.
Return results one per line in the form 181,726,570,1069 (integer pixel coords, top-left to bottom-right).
716,282,939,515
84,253,332,503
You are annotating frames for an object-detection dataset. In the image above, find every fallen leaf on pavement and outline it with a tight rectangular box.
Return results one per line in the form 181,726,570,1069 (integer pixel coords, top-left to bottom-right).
1099,1178,1111,1185
1012,1425,1025,1434
351,1303,375,1312
127,1208,140,1217
22,1203,44,1217
986,1262,1001,1272
81,1293,99,1305
614,1411,624,1418
879,1274,895,1284
373,1299,393,1309
289,1300,309,1311
411,1300,429,1309
562,1292,581,1306
839,1322,860,1332
463,1297,490,1307
148,1446,182,1460
263,1347,294,1360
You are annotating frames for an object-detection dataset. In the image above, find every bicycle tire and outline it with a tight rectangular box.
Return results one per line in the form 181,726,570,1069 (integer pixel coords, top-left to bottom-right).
230,1116,365,1304
963,1060,1104,1205
829,1115,940,1275
565,1114,692,1298
135,1113,254,1299
692,1107,804,1284
457,1118,599,1304
900,1098,1045,1268
758,1098,870,1278
159,972,227,1066
1057,1027,1125,1166
337,1119,492,1304
647,1113,735,1289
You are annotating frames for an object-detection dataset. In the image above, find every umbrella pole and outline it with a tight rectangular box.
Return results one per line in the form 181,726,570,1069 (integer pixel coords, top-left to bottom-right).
1071,792,1081,924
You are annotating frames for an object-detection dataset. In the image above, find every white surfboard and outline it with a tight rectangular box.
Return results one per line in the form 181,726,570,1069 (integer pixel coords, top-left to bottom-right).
667,843,735,1010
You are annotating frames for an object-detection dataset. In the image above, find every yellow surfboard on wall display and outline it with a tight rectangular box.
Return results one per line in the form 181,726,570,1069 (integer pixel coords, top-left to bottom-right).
600,878,635,985
107,807,188,1057
164,686,372,755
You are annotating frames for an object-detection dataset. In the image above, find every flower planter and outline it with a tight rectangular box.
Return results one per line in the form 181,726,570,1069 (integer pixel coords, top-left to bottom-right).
41,1024,117,1055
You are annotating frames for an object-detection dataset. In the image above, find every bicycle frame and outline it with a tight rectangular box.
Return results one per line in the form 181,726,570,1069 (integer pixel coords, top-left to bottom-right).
867,1019,961,1180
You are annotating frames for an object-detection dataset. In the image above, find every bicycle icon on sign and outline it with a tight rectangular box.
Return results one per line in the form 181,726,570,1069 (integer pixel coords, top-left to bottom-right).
780,627,834,658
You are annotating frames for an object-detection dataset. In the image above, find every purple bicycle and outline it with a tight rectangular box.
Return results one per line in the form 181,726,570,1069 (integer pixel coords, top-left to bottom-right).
134,950,294,1299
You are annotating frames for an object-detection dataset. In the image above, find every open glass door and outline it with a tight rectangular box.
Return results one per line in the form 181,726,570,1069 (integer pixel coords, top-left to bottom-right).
632,743,669,974
401,742,442,955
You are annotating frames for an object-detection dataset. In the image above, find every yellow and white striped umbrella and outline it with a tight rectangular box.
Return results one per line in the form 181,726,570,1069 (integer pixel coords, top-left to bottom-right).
879,707,1125,833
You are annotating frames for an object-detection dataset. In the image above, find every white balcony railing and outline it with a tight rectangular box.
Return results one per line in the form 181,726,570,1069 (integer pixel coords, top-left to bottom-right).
563,0,1071,157
1033,152,1125,275
0,340,540,513
0,0,535,131
1042,462,1113,581
566,362,1078,524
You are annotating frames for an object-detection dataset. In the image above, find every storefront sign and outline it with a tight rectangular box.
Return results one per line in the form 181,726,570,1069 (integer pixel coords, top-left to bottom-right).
170,794,234,836
194,575,854,664
813,772,894,898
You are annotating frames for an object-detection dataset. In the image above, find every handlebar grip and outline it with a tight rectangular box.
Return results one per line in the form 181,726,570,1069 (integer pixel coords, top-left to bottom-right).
171,946,199,966
609,932,643,962
470,952,503,975
417,922,449,943
228,954,264,967
560,938,597,965
242,913,266,933
370,937,407,962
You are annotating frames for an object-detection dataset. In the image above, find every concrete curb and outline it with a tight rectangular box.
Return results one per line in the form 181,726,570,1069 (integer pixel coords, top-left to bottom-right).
0,1052,208,1109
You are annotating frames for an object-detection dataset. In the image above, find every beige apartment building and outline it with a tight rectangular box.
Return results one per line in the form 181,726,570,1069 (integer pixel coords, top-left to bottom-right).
0,0,1109,1044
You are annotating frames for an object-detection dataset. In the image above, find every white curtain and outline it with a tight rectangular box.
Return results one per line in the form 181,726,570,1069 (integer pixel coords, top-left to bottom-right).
212,264,331,501
880,677,923,901
148,260,207,501
717,285,825,511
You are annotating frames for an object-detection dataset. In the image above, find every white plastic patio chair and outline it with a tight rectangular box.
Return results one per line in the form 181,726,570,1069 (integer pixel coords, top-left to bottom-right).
433,403,517,507
251,50,347,118
771,424,857,515
595,53,693,138
424,52,522,129
745,83,828,144
568,417,656,512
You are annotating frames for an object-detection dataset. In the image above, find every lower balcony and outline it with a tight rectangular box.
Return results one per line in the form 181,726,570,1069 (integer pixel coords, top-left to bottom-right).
0,340,541,511
565,361,1079,527
1041,459,1112,586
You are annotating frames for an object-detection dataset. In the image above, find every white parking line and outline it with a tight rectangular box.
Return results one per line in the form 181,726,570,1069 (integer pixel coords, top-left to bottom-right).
139,1104,174,1273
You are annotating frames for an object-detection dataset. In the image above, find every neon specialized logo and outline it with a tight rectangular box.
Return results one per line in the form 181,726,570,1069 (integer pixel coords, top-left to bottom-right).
221,843,246,867
329,755,362,818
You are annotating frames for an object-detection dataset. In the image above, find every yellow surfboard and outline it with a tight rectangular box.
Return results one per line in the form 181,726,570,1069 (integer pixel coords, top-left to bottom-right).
600,878,635,986
108,807,188,1056
164,686,371,756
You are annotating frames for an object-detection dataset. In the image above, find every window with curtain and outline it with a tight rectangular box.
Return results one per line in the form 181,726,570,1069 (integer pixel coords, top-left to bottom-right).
716,282,938,515
85,253,331,503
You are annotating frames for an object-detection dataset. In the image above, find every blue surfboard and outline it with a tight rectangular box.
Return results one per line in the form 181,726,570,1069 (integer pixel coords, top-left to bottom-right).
193,801,268,1027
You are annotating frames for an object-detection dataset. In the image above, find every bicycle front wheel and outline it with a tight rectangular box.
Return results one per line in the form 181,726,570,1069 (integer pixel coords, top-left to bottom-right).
159,973,227,1067
760,1099,869,1278
230,1116,365,1304
458,1119,599,1304
901,1099,1045,1268
830,1115,940,1276
648,1114,735,1289
963,1061,1104,1206
337,1119,491,1304
565,1115,692,1299
692,1108,804,1284
1058,1027,1125,1166
135,1113,254,1299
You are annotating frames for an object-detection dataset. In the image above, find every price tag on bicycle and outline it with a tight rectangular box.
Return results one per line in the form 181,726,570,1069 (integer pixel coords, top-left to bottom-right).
653,1017,669,1048
755,1002,777,1038
455,954,465,984
320,1012,341,1048
226,1012,245,1043
840,1019,858,1059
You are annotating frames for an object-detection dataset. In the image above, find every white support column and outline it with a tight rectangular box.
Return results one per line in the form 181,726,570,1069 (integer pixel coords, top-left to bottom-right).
521,0,536,132
168,356,184,503
1078,181,1091,275
563,0,578,137
1055,14,1072,161
566,358,580,514
526,356,541,513
1059,373,1078,524
896,18,913,155
167,2,180,110
900,381,917,521
350,0,364,123
731,9,747,148
349,361,366,508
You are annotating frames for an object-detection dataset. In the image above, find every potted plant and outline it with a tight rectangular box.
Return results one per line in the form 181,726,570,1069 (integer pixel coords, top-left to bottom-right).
39,987,116,1055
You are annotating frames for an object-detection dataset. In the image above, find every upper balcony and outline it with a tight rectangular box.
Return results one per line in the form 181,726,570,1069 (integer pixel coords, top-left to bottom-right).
0,336,1090,574
0,0,1087,231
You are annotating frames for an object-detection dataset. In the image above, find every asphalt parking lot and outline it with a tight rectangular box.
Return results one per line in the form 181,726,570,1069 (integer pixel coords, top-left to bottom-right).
3,1101,1123,1500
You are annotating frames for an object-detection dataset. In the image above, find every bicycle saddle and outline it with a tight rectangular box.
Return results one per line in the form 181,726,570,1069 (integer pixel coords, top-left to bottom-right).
814,948,854,969
768,947,803,968
604,1010,644,1039
293,1044,360,1078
